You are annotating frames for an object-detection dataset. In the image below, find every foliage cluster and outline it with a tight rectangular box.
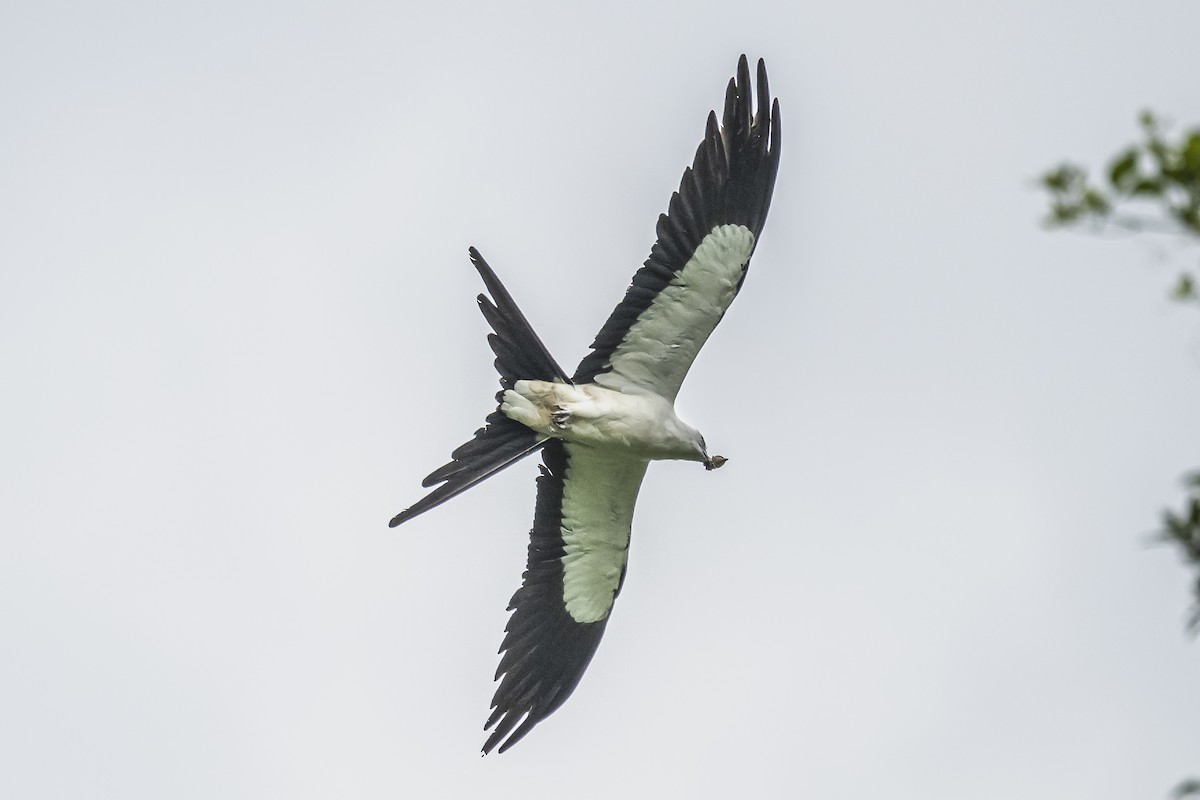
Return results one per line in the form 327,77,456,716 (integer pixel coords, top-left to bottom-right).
1040,113,1200,635
1040,113,1200,304
1039,112,1200,799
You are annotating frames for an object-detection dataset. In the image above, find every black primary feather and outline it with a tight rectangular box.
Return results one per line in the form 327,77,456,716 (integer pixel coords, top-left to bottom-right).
573,55,780,384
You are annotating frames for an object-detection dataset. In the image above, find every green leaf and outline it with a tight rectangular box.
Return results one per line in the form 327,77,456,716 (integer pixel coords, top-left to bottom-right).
1131,178,1163,196
1171,273,1197,301
1041,164,1082,192
1081,189,1110,214
1108,149,1138,189
1047,202,1081,225
1182,131,1200,173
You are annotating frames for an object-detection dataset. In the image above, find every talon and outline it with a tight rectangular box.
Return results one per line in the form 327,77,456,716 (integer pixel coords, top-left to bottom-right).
705,455,728,470
551,405,571,430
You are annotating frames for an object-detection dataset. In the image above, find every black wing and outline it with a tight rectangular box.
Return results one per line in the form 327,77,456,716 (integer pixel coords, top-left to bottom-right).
483,441,647,754
389,248,570,527
572,55,781,398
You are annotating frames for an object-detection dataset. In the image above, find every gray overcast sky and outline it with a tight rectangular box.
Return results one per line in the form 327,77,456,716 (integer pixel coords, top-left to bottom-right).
2,0,1199,797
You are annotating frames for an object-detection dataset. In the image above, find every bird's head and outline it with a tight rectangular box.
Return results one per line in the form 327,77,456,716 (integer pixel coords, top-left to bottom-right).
695,433,728,471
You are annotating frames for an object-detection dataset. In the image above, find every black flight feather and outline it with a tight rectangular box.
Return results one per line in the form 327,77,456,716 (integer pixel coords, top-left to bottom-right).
388,249,569,527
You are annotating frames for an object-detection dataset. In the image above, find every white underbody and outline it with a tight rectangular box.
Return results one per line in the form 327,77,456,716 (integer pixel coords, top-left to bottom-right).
501,380,704,463
501,381,692,624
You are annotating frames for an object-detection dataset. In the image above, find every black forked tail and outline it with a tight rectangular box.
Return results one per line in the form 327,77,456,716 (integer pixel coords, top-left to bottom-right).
389,248,570,527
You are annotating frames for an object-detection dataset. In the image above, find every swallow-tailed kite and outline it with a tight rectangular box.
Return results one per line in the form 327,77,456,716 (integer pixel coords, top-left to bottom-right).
391,55,781,754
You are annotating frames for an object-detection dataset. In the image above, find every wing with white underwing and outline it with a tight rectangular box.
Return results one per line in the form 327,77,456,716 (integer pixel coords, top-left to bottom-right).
483,440,648,754
574,55,781,400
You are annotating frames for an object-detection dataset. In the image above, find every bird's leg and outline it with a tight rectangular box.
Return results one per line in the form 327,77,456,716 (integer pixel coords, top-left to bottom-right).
704,455,728,470
551,404,572,431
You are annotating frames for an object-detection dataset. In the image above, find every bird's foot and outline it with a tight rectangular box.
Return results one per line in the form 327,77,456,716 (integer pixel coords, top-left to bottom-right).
704,455,728,470
551,405,572,431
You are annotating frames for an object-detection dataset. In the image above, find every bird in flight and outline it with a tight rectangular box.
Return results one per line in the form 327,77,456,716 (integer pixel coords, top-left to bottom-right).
391,55,781,754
